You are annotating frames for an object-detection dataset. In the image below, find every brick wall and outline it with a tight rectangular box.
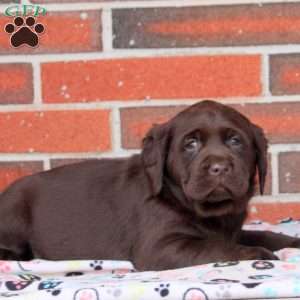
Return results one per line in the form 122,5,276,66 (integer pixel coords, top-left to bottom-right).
1,0,300,223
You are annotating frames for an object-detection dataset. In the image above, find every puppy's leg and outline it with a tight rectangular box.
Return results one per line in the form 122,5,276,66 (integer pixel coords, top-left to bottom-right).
0,180,33,260
239,230,300,251
134,237,278,271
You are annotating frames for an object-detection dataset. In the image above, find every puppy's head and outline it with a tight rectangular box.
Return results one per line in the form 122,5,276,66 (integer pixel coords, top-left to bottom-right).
142,100,267,218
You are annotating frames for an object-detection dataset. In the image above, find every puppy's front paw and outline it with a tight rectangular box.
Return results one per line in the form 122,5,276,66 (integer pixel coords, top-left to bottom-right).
239,246,279,261
290,238,300,248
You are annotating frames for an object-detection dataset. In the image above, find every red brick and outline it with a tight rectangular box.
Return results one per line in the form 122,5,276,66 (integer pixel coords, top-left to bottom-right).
121,102,300,149
248,203,300,224
237,102,300,144
279,152,300,193
0,63,33,104
121,106,183,149
270,54,300,95
113,3,300,48
0,110,111,153
0,11,102,54
0,161,43,191
42,56,261,103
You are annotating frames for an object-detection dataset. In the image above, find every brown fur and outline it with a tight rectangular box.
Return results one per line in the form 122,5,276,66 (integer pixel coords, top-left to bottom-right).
0,100,299,270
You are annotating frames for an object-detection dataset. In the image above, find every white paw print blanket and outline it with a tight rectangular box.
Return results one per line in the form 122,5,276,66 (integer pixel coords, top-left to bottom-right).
0,219,300,300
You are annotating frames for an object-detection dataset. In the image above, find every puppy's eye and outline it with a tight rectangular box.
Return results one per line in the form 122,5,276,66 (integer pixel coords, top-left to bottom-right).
227,135,241,146
184,138,200,152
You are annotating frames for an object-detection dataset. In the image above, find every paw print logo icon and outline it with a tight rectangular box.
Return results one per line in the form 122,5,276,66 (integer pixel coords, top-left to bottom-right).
4,16,45,48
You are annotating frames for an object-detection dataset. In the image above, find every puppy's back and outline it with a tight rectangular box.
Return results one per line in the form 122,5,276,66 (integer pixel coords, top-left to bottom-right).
0,156,148,261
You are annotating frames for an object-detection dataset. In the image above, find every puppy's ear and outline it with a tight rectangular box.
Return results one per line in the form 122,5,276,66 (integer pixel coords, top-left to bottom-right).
252,124,268,195
141,123,170,196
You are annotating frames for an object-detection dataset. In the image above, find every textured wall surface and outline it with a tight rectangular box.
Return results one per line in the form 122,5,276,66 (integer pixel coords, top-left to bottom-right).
1,0,300,222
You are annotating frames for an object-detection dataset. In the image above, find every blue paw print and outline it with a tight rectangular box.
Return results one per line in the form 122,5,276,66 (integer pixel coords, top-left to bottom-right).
264,287,277,298
38,280,62,290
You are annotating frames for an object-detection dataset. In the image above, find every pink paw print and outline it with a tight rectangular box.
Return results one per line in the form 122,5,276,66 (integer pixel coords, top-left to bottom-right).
278,248,300,262
13,281,27,290
0,261,11,273
183,288,208,300
74,288,99,300
6,280,33,291
282,263,297,271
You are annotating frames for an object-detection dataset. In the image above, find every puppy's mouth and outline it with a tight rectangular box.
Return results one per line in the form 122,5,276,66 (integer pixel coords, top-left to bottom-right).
196,188,234,217
202,197,233,211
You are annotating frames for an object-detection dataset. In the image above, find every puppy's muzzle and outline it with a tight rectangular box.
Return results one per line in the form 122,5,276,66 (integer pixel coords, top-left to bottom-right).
208,161,232,176
202,156,233,178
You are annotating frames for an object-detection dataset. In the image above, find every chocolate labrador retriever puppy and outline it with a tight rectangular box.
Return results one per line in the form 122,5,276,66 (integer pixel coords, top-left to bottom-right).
0,100,299,270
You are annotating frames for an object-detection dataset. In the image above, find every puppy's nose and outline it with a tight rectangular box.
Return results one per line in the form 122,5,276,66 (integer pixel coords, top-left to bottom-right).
208,162,231,176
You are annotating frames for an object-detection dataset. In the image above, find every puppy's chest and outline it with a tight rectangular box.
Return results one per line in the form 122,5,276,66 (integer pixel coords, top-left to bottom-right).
195,216,243,240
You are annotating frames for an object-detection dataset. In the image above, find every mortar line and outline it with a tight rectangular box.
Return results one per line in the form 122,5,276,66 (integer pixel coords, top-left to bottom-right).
2,45,300,63
271,151,279,195
43,158,51,170
32,61,42,104
1,97,300,113
0,150,139,161
252,194,300,203
110,107,122,153
102,8,113,52
261,54,271,97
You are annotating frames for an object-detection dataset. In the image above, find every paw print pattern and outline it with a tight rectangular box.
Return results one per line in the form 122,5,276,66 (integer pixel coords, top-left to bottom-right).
106,288,122,297
38,281,62,297
65,272,84,277
252,261,275,270
17,260,42,272
249,274,273,280
89,260,103,271
242,282,263,289
18,274,41,281
264,287,278,298
215,284,233,300
205,278,240,284
5,280,33,291
112,273,126,279
73,288,100,300
183,288,208,300
47,289,61,296
5,274,40,291
38,280,62,290
154,283,170,297
111,269,130,279
213,261,239,267
0,292,19,297
0,261,11,273
4,16,44,48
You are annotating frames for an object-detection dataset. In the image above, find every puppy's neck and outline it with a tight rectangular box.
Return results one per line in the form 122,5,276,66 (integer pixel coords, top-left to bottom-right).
199,212,246,238
161,176,191,212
